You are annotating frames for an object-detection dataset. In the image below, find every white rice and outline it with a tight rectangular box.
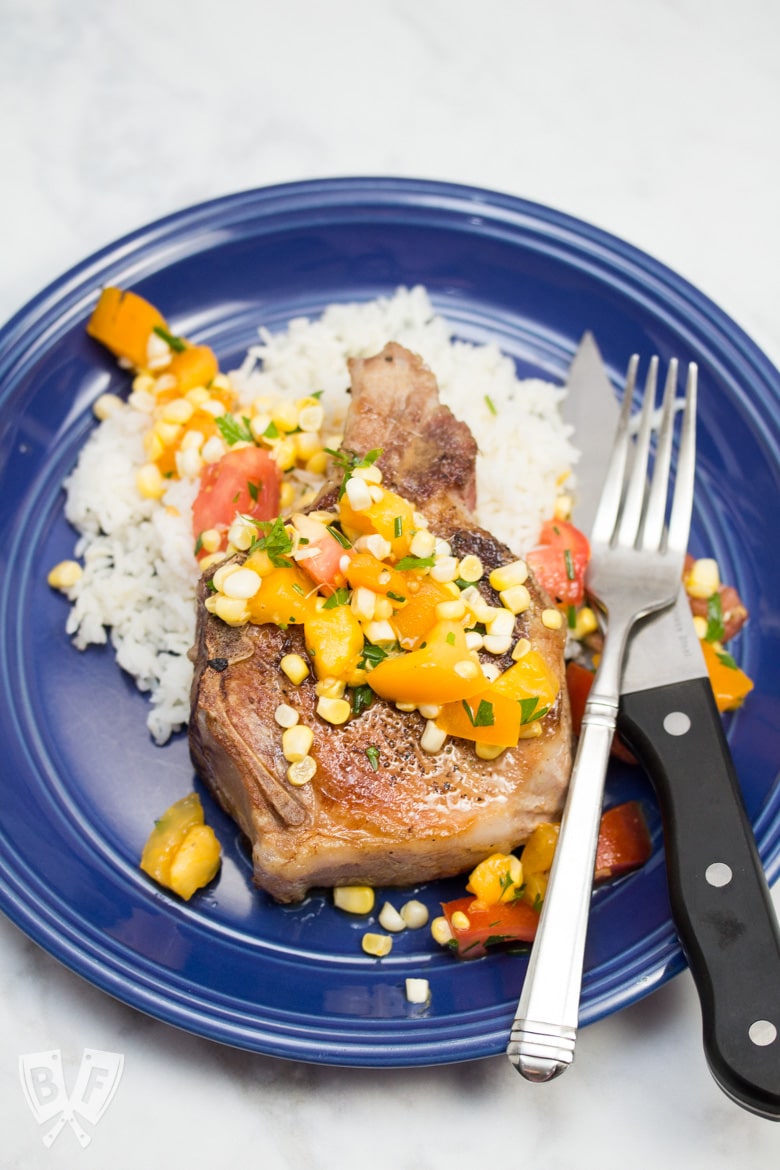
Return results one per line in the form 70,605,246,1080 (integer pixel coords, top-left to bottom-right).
62,286,578,744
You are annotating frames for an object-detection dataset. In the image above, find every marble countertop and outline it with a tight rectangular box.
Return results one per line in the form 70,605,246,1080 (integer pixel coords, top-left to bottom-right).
2,1,780,1165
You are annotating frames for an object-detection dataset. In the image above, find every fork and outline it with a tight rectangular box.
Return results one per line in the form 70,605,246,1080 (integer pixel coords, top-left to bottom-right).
507,353,698,1082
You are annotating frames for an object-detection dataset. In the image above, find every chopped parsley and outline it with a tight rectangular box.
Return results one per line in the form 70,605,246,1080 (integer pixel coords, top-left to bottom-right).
395,554,436,571
365,745,380,771
247,479,261,503
324,446,383,500
445,631,456,646
461,698,495,727
518,696,549,724
248,516,294,567
705,592,726,643
322,587,350,609
152,324,187,353
360,641,391,670
194,532,204,556
216,413,255,446
263,420,280,440
351,685,375,717
716,649,738,670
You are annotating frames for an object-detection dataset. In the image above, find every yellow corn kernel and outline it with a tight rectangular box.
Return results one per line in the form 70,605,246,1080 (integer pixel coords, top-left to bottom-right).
692,614,708,639
553,493,573,521
435,598,467,622
305,451,330,476
542,608,564,630
334,885,375,915
345,475,373,512
271,400,301,433
686,557,720,600
186,386,210,407
400,900,429,929
287,756,317,786
280,653,309,684
511,637,531,661
573,606,599,639
282,724,314,762
136,462,165,499
221,567,262,600
143,430,165,462
213,595,250,626
489,560,528,592
420,720,447,754
409,529,436,558
431,915,453,946
294,430,323,461
199,552,227,573
93,392,123,420
161,397,195,425
450,910,470,931
279,481,296,511
475,742,507,760
429,556,458,583
132,373,156,395
152,419,182,447
453,660,481,680
274,703,299,728
227,519,257,552
316,696,351,725
198,528,222,554
457,554,484,583
297,402,325,432
361,932,393,958
314,677,346,700
500,584,532,615
47,560,83,590
483,633,512,655
378,902,407,933
352,463,383,485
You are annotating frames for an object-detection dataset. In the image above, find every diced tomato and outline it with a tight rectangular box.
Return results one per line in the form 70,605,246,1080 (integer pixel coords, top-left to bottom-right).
526,519,590,607
192,447,280,550
566,661,637,764
441,895,540,959
594,801,652,881
291,512,352,595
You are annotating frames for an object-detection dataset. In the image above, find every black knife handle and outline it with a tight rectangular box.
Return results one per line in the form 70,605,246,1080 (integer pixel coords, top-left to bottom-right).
619,676,780,1120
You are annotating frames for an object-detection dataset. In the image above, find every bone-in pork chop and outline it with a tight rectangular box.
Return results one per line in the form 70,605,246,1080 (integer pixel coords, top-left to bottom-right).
189,343,572,902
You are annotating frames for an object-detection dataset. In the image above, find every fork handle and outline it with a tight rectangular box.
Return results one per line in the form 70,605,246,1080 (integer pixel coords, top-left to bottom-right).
619,676,780,1120
507,696,617,1080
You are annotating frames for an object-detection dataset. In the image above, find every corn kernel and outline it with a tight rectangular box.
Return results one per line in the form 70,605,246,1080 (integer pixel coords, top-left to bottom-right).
692,614,708,639
294,430,323,461
176,446,203,479
334,886,375,915
280,653,309,684
130,388,156,415
489,560,528,591
436,599,466,621
202,435,227,463
306,450,330,475
93,392,123,420
430,556,458,583
361,932,393,958
405,978,431,1005
142,430,165,461
409,529,436,558
420,720,447,754
316,696,351,725
431,916,453,946
480,661,502,683
511,637,532,661
553,493,573,520
213,595,250,626
542,608,564,630
186,386,210,407
226,519,257,552
500,584,531,614
400,900,429,929
573,606,599,640
199,552,227,573
161,397,195,425
457,554,484,583
352,464,383,484
274,703,299,729
279,481,296,511
351,586,377,621
153,419,182,447
368,485,384,503
272,437,298,472
686,557,720,600
373,597,394,621
362,620,397,645
198,528,222,554
345,476,373,511
271,400,301,433
136,462,165,499
314,677,346,699
417,703,442,719
287,756,317,786
221,567,262,600
378,902,407,933
475,742,507,760
132,373,156,395
297,403,325,432
47,560,82,590
483,633,512,655
465,630,484,651
453,660,481,680
282,724,314,762
450,910,470,931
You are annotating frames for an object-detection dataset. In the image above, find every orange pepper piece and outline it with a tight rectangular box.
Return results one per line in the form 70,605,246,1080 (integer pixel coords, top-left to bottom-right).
168,344,219,394
86,287,167,369
366,622,484,705
700,639,754,711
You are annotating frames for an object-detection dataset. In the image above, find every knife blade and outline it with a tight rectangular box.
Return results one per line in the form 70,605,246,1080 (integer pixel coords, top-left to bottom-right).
565,333,780,1120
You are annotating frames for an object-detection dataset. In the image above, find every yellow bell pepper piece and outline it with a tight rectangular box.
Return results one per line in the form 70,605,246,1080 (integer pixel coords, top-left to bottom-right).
390,575,453,649
435,649,560,747
168,344,219,394
304,602,364,681
140,792,221,900
466,852,524,905
366,621,484,705
247,565,316,626
338,488,415,559
521,822,560,875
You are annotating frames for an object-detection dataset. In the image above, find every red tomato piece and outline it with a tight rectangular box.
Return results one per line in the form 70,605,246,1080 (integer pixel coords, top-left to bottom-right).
192,447,281,548
526,519,590,607
291,512,353,595
594,801,652,881
441,895,540,959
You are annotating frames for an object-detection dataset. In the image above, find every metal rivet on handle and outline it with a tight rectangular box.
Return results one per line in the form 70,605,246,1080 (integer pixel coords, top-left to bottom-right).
748,1020,777,1047
663,711,691,736
705,862,733,887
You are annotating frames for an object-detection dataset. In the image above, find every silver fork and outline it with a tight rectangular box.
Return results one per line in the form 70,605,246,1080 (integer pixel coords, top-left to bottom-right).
507,353,698,1082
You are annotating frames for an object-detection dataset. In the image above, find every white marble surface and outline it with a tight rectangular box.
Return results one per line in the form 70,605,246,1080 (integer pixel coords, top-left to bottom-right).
2,0,780,1165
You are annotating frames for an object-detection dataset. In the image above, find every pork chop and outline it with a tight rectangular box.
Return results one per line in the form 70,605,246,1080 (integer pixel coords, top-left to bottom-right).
189,343,572,902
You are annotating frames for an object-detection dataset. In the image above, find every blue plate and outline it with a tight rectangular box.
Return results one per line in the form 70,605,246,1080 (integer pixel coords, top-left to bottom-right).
1,178,779,1066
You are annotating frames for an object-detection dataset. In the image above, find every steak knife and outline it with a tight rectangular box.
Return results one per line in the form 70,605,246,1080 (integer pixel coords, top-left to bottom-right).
564,334,780,1120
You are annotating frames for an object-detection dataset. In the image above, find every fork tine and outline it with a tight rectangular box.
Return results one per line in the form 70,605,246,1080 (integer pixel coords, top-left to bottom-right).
590,355,638,546
616,357,658,548
640,358,679,549
666,362,698,554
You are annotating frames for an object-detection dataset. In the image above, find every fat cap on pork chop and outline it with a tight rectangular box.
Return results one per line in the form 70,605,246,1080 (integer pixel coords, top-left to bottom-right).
189,343,572,902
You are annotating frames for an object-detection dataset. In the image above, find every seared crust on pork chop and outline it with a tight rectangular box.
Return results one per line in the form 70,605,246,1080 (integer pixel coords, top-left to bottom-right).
189,343,572,902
